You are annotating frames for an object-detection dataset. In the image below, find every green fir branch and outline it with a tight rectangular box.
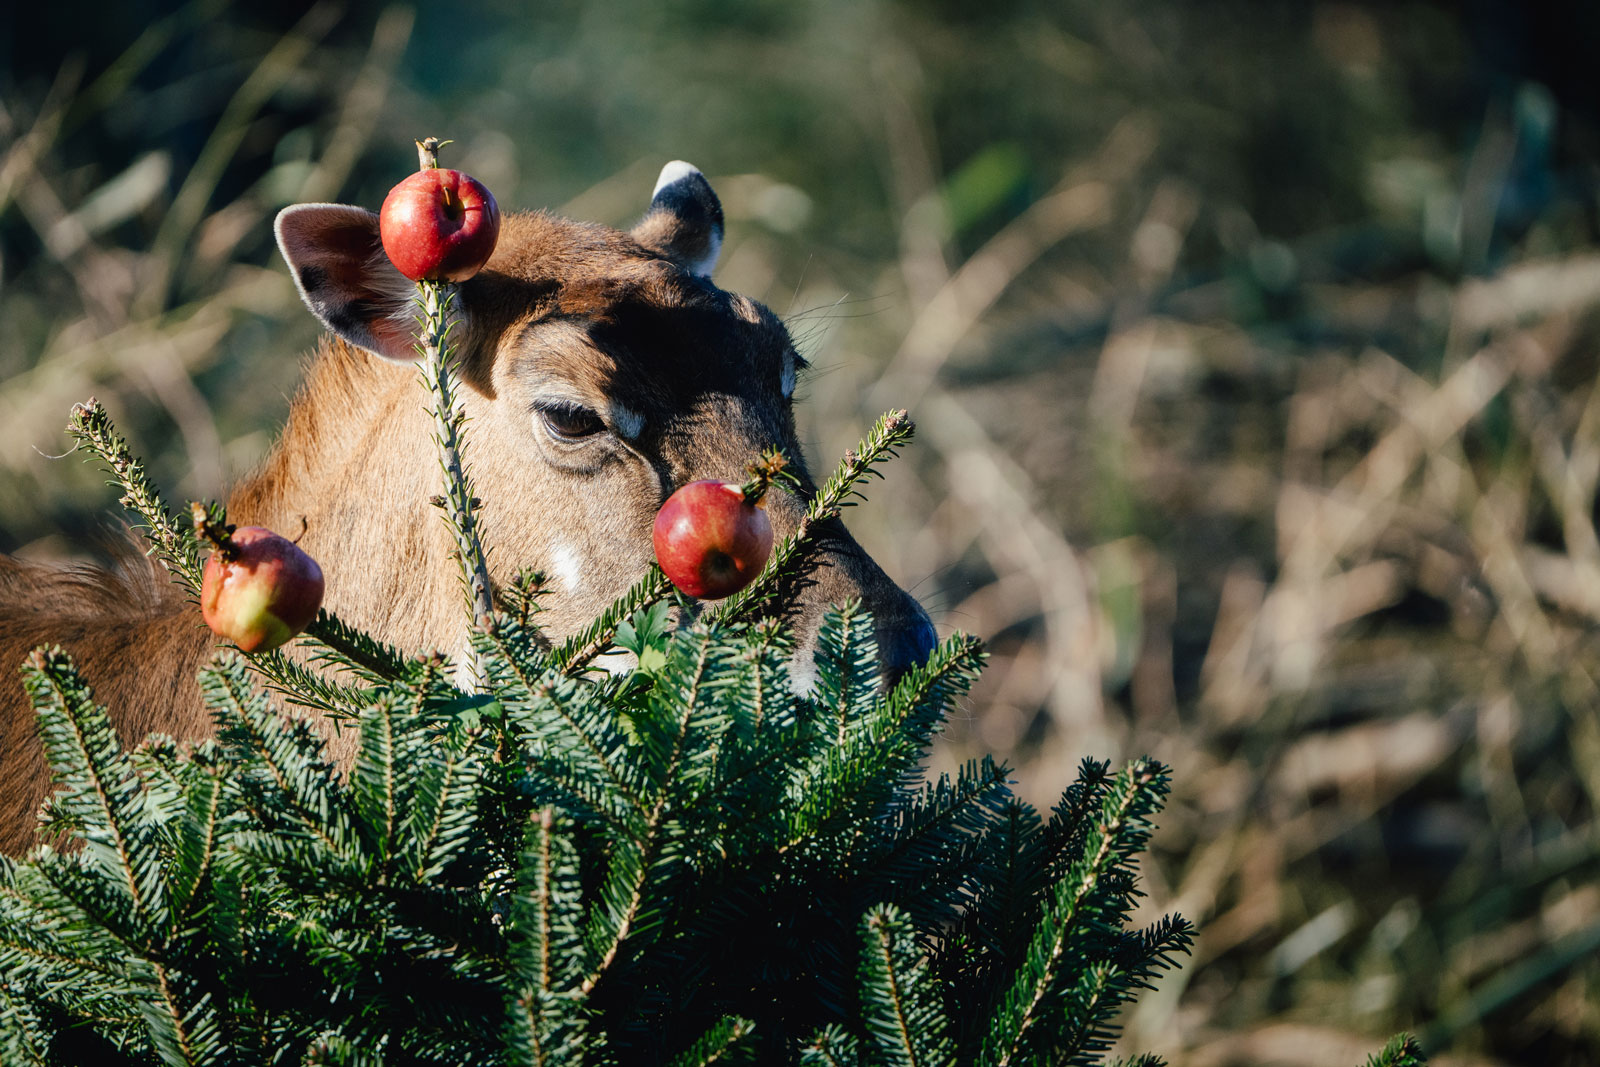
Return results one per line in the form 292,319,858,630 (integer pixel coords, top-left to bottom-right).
503,568,552,632
130,736,189,832
303,1030,389,1066
505,987,593,1067
1044,759,1112,849
0,872,134,987
67,397,205,597
580,832,657,996
11,653,232,1065
786,629,985,848
244,647,381,723
1056,963,1119,1064
397,674,483,881
350,696,400,873
165,750,225,926
303,610,415,685
66,394,411,698
1365,1034,1428,1067
204,655,350,857
864,757,1013,932
686,620,797,811
859,904,955,1067
546,564,674,675
968,800,1048,958
0,976,50,1067
734,618,791,735
484,619,646,829
868,631,986,759
978,759,1173,1067
812,600,880,746
710,409,916,624
800,1025,863,1067
137,957,220,1067
414,278,495,686
579,637,714,995
21,647,163,931
641,629,739,803
668,1015,756,1066
511,810,589,995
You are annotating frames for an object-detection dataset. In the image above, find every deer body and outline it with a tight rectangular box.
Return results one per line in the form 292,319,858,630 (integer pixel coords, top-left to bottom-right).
0,164,934,855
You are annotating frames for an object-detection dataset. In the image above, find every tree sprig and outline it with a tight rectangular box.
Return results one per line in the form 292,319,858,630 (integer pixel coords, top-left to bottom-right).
710,408,915,623
67,397,206,597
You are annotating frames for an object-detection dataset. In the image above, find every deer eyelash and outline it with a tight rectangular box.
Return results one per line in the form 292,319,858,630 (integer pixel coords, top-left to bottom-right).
535,400,606,442
782,351,810,398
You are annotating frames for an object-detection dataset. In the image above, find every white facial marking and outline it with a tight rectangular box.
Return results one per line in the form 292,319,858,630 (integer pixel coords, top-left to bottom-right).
609,401,644,440
549,542,583,592
590,648,640,677
787,649,819,695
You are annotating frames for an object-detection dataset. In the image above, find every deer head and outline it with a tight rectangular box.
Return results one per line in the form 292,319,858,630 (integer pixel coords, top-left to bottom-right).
261,162,935,682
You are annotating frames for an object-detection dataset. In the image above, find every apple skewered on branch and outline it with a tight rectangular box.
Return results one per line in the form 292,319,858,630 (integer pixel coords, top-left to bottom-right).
653,450,787,600
379,138,502,282
194,504,324,654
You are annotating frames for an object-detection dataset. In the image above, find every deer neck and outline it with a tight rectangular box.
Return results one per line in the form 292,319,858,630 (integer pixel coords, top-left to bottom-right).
226,340,466,657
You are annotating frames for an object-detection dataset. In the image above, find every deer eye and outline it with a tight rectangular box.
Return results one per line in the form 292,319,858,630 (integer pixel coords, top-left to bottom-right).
536,401,606,441
782,351,809,399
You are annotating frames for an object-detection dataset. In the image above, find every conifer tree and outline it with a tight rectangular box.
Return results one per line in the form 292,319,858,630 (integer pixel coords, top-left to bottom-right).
0,247,1427,1067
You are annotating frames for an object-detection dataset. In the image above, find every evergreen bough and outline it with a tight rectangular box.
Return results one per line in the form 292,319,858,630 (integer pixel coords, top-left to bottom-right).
1,276,1426,1066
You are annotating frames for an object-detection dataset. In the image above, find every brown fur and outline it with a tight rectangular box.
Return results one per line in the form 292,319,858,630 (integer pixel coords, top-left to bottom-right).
0,204,931,855
0,551,214,853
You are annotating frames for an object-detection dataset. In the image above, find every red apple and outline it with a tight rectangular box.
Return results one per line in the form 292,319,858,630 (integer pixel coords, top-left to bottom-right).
653,481,774,599
200,527,325,653
379,168,501,282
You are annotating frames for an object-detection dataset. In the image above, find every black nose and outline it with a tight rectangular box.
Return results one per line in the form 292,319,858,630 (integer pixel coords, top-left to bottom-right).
879,603,938,684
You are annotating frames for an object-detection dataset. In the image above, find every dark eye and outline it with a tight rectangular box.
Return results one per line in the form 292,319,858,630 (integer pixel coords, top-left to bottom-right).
783,351,809,398
537,401,605,441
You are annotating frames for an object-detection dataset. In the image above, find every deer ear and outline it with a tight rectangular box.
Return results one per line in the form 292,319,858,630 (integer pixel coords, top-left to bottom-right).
275,204,424,363
632,161,723,278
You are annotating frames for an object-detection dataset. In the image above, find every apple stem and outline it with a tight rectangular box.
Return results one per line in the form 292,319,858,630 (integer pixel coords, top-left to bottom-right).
415,136,452,171
739,448,794,507
190,501,238,561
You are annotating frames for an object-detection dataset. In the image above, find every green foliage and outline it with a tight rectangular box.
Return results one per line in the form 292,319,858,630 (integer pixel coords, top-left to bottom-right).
414,279,495,650
66,398,208,599
0,592,1204,1065
1365,1035,1428,1067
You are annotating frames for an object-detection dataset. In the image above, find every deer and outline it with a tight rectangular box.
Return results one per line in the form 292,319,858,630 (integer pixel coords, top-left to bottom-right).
0,161,937,855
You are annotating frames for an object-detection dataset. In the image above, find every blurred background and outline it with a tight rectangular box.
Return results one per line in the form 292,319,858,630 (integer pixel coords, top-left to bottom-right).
3,0,1599,1063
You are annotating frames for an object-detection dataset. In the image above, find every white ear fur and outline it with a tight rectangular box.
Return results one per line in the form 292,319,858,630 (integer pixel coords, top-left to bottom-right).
633,161,724,278
275,204,426,363
652,160,705,198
